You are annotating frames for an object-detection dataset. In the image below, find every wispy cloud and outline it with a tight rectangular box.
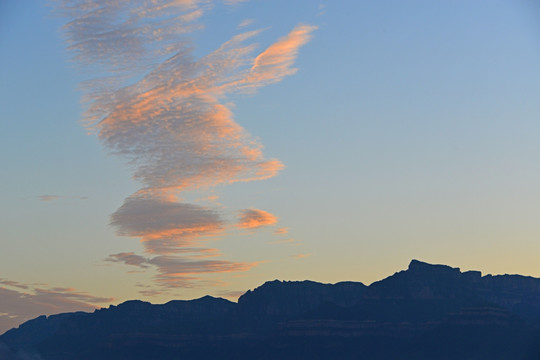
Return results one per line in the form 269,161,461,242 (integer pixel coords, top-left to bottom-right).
0,280,112,334
271,238,301,246
224,0,249,5
106,251,254,290
238,18,254,28
274,227,289,235
37,195,88,202
237,208,278,229
57,0,315,288
0,279,29,290
292,253,311,259
38,195,60,202
110,195,224,254
105,252,150,268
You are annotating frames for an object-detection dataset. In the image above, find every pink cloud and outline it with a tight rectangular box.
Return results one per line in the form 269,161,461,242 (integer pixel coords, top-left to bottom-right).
58,0,315,289
237,208,278,229
110,195,224,239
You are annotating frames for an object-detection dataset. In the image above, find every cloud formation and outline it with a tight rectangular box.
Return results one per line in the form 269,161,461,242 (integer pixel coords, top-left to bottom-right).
292,253,311,259
110,195,224,254
0,280,112,334
274,227,289,235
58,0,315,288
238,19,254,28
38,195,60,202
237,208,278,229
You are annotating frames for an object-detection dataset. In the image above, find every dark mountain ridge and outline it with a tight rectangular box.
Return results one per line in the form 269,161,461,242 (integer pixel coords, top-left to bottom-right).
2,259,540,359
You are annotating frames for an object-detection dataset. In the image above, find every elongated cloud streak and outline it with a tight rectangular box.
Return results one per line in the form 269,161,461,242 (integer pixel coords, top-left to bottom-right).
58,0,315,288
0,280,112,334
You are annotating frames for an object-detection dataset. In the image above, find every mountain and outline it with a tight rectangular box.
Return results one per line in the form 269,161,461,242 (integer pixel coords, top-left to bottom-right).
2,260,540,359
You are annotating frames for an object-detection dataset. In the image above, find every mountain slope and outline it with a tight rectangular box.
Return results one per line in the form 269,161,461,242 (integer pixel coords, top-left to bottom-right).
2,260,540,359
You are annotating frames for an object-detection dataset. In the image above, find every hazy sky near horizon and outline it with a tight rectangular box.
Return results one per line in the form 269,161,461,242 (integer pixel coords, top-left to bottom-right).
1,0,540,333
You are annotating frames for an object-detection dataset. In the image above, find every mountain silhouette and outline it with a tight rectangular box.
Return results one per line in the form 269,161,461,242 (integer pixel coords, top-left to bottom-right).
2,260,540,359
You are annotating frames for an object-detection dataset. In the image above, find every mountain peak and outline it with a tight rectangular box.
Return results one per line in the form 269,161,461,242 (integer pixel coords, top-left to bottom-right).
3,260,540,359
408,259,461,274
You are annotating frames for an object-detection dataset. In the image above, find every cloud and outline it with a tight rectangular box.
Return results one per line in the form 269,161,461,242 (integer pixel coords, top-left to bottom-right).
57,0,315,288
107,251,254,289
237,208,278,229
238,19,254,28
60,1,313,194
149,256,256,275
0,281,112,335
274,227,289,235
224,0,249,5
38,195,60,202
271,238,301,246
110,196,223,238
240,24,318,90
138,288,164,297
292,253,311,259
105,252,150,268
317,4,327,16
38,195,88,202
0,279,29,290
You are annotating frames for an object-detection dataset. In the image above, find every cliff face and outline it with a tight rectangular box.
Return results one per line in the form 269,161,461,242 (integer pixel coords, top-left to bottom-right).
2,260,540,360
238,280,367,319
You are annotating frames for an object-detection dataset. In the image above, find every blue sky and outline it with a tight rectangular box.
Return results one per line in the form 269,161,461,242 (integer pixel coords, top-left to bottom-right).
1,0,540,333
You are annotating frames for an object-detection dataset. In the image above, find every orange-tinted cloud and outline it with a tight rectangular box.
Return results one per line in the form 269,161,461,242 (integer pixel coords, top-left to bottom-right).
292,253,311,259
110,195,224,239
58,0,315,288
63,3,312,194
274,227,289,235
237,208,278,229
233,24,317,92
106,251,254,289
109,194,226,257
149,256,256,275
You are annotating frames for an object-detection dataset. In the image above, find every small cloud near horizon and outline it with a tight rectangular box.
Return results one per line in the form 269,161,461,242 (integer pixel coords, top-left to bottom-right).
0,279,113,334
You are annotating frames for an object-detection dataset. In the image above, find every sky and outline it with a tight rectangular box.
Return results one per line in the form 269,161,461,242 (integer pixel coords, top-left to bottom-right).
1,0,540,334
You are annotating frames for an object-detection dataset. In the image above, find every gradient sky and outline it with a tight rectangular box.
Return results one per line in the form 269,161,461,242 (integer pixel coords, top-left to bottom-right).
1,0,540,333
